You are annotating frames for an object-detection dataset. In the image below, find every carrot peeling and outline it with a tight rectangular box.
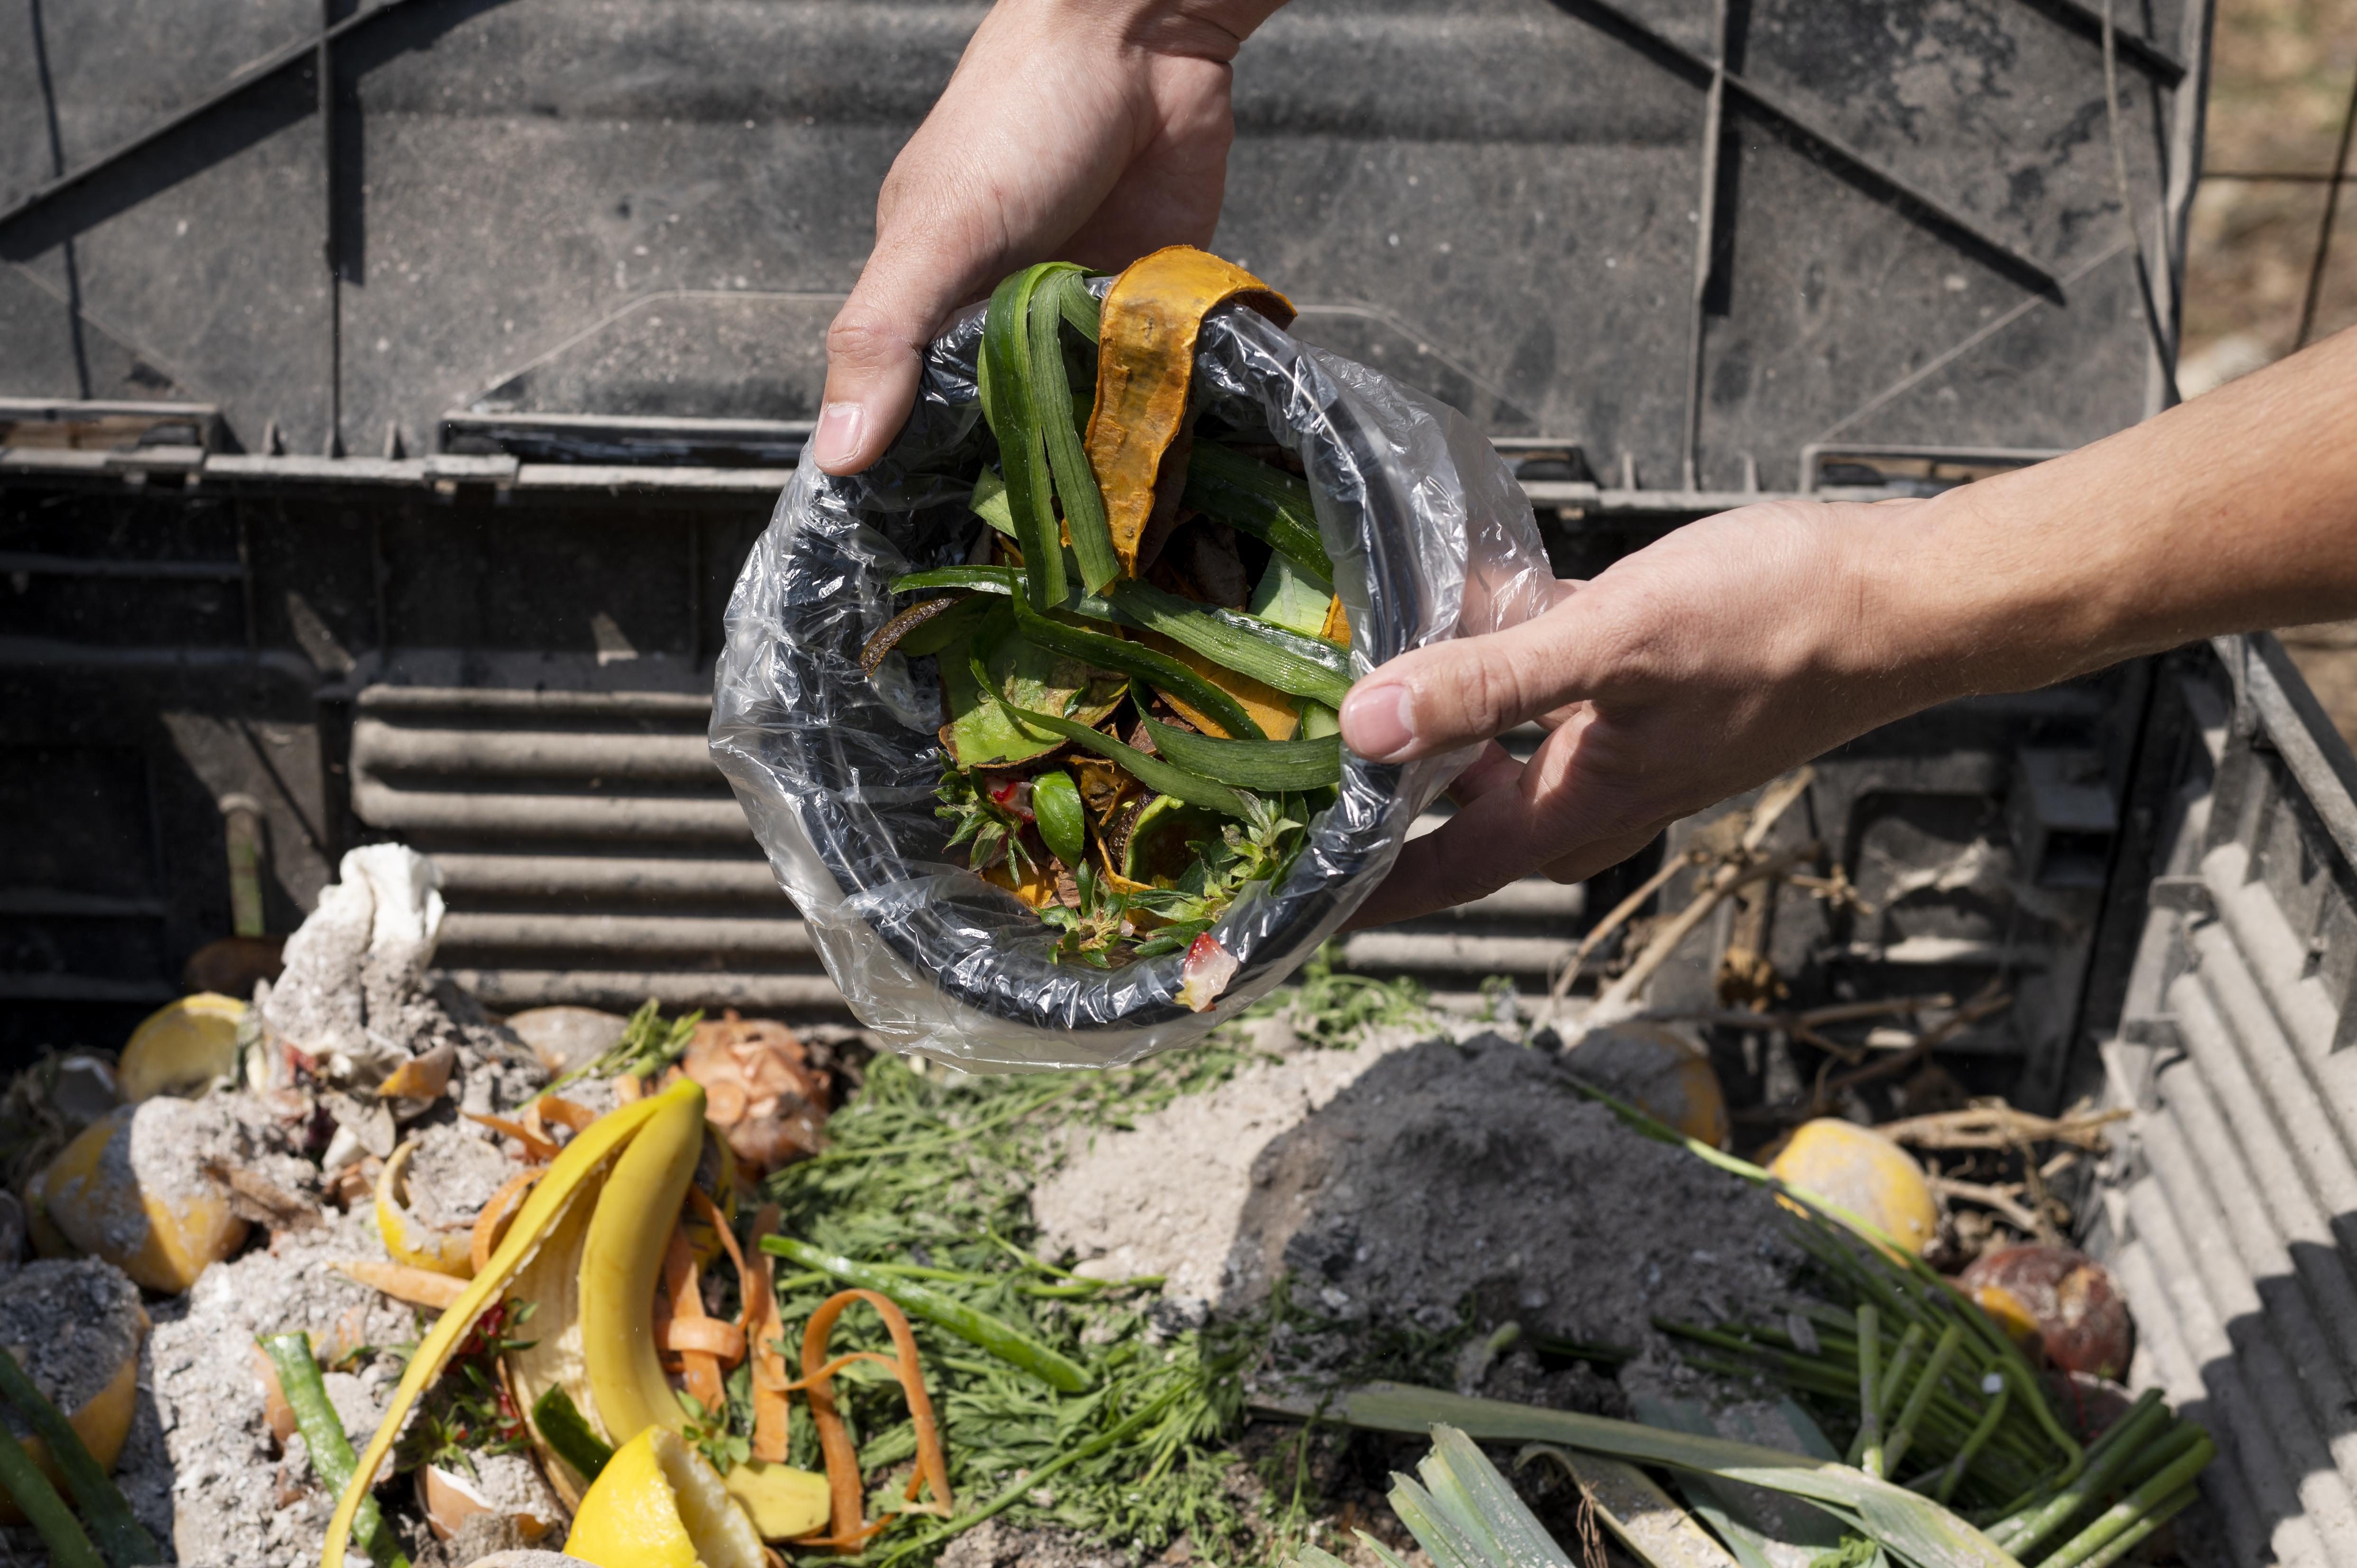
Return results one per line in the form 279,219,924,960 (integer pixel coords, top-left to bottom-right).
469,1166,545,1277
464,1112,560,1163
333,1258,467,1310
785,1349,903,1388
748,1203,793,1464
534,1095,598,1132
662,1224,727,1412
795,1287,953,1547
689,1187,755,1334
662,1318,748,1359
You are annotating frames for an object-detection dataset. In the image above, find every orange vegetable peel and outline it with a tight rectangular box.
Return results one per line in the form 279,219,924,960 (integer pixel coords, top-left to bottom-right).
795,1288,952,1547
1086,246,1294,576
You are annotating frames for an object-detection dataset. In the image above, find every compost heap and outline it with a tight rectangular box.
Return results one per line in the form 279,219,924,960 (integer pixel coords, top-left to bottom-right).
0,846,2182,1568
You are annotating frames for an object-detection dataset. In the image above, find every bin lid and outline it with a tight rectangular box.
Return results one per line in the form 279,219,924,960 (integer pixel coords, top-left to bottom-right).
0,0,2199,490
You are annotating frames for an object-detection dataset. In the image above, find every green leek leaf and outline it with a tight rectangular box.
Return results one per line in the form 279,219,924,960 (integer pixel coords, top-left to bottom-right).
1411,1426,1571,1568
1139,717,1340,790
982,267,1066,609
1059,277,1102,342
1028,269,1120,592
1186,439,1333,580
1010,594,1263,740
1316,1388,2021,1568
968,648,1249,818
895,565,1022,595
1104,580,1353,706
1249,548,1336,636
971,467,1018,536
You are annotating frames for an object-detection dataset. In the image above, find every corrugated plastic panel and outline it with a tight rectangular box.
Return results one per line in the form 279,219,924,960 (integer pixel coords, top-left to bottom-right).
2091,636,2357,1568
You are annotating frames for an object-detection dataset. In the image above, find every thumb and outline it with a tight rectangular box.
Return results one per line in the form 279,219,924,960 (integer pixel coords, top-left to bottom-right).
812,249,958,475
1338,587,1613,763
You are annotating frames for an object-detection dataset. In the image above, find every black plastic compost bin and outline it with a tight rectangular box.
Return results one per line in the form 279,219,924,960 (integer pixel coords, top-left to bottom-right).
8,2,2357,1560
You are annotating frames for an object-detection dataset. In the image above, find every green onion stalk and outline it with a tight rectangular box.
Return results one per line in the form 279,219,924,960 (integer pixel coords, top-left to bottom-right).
0,1346,159,1568
1566,1082,2215,1561
0,1420,104,1568
260,1332,412,1568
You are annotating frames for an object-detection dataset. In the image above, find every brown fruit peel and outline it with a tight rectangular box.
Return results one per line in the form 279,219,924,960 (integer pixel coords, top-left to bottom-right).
1086,247,1294,577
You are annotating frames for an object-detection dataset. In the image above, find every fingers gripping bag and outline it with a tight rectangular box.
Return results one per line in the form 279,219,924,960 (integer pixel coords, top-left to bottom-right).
710,248,1555,1070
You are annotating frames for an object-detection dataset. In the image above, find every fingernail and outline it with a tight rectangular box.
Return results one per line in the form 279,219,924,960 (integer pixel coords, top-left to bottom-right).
1342,683,1415,761
812,401,865,471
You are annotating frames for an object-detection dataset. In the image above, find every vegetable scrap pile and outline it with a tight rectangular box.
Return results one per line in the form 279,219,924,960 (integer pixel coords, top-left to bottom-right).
861,248,1358,996
0,839,2210,1568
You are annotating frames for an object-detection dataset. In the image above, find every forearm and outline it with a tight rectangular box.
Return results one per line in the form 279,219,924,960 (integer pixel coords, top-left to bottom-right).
1877,326,2357,702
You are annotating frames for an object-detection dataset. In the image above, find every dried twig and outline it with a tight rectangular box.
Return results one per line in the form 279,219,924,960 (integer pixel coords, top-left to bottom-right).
1589,840,1821,1019
1647,994,1962,1065
1927,1175,2045,1235
1784,869,1876,914
1543,851,1702,1019
1877,1103,2127,1153
1735,987,2014,1125
1794,995,1957,1029
1546,767,1818,1027
1819,987,2013,1097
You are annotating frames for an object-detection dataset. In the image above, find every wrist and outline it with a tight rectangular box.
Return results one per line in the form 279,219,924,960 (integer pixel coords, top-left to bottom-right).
1847,476,2130,708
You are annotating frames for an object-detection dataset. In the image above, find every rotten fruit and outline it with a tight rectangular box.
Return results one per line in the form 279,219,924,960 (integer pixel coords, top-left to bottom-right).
1766,1116,1940,1257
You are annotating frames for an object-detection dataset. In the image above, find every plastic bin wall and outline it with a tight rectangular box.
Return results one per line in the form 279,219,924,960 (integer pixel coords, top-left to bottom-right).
2084,636,2357,1568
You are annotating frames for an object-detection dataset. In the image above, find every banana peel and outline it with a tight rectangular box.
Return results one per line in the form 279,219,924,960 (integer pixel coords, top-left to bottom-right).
324,1081,830,1567
116,993,245,1102
581,1079,705,1457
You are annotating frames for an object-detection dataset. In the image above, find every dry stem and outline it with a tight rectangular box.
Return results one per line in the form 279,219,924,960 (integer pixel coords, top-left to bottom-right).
1877,1104,2127,1153
1927,1175,2043,1234
1545,766,1817,1027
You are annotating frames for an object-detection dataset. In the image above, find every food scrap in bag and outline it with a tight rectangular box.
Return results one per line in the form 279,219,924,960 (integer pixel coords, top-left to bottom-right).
860,248,1355,996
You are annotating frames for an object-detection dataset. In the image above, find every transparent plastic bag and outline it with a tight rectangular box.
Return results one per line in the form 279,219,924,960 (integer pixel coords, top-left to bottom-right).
710,295,1554,1070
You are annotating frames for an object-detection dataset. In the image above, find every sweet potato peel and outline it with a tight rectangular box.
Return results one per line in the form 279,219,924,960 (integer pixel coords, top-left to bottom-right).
1086,247,1294,577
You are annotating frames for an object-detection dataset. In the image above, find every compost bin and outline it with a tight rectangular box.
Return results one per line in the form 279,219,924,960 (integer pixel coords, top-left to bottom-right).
7,0,2356,1564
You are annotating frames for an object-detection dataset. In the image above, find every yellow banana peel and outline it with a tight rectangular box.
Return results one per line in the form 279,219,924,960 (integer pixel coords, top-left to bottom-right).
582,1079,707,1452
324,1079,828,1566
324,1087,673,1568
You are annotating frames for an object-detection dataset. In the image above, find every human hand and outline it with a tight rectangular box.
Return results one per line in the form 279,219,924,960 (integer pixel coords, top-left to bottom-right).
812,0,1282,475
1334,324,2357,927
1337,498,1962,927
